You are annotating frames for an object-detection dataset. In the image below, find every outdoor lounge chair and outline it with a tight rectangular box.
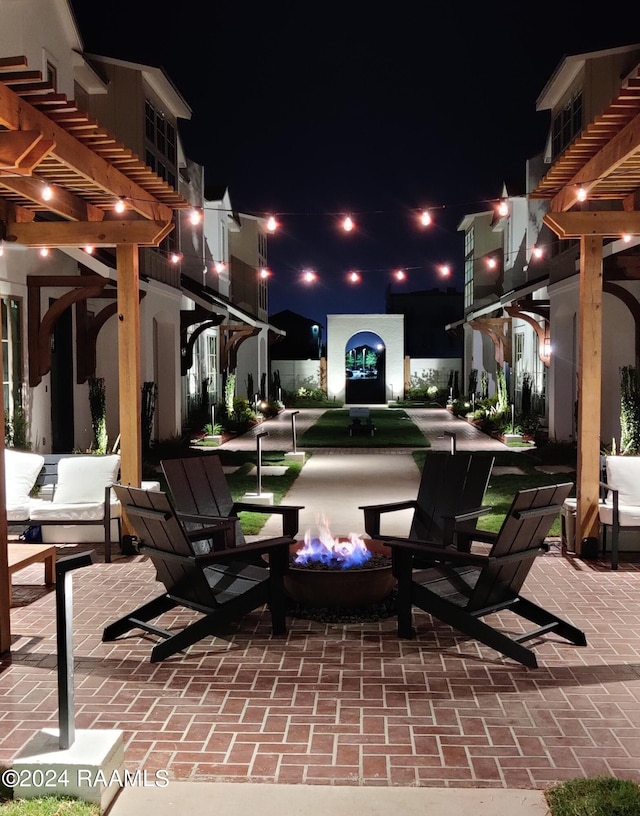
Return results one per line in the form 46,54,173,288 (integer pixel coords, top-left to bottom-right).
384,482,586,668
103,485,292,662
161,455,303,545
359,452,494,552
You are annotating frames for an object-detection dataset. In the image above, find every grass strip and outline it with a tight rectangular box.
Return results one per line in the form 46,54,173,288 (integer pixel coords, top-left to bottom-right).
546,776,640,816
298,409,429,448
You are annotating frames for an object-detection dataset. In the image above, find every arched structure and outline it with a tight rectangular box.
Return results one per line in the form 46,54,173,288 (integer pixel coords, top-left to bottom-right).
327,314,404,404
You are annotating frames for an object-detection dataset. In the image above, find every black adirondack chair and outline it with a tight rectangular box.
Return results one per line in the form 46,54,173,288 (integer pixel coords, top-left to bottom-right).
161,455,303,546
103,485,292,662
359,452,494,552
386,482,586,668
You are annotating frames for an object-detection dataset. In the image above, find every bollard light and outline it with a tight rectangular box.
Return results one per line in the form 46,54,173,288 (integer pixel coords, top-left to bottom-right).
256,431,269,496
291,410,300,454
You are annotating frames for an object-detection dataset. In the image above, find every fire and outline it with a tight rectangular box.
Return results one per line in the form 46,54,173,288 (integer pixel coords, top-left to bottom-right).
294,518,371,569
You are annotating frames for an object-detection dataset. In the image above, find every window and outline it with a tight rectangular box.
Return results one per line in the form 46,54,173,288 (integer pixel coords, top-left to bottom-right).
2,296,23,423
144,99,177,182
464,226,474,309
46,61,57,91
551,91,582,159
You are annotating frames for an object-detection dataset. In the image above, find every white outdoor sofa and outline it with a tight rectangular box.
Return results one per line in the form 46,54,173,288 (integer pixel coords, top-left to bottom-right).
598,454,640,570
5,450,122,562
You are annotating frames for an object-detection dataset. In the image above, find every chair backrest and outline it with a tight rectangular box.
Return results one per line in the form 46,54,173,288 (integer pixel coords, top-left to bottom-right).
604,455,640,505
113,484,228,608
410,452,494,545
161,455,245,544
467,481,573,612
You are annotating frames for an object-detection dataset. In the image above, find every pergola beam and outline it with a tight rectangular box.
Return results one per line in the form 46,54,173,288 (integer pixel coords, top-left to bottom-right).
543,211,640,238
549,112,640,211
0,81,173,222
0,175,104,221
5,219,174,247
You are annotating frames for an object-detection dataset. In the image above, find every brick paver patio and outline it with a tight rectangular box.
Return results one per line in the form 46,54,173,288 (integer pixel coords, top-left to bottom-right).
2,408,640,791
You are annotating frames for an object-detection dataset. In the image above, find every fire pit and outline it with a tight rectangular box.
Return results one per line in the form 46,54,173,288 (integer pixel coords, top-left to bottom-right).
284,521,395,608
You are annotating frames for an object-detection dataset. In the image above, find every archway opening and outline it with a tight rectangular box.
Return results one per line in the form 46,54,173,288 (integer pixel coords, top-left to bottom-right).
345,331,386,404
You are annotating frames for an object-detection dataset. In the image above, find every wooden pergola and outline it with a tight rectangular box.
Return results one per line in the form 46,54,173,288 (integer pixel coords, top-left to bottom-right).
0,57,190,653
530,62,640,553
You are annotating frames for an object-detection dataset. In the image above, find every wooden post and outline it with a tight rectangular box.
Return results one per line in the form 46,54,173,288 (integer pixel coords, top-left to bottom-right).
116,245,142,507
0,306,10,654
576,235,603,550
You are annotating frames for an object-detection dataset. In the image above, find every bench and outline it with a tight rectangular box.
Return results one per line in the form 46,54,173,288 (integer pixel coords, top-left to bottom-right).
7,543,56,605
348,407,376,437
5,450,121,563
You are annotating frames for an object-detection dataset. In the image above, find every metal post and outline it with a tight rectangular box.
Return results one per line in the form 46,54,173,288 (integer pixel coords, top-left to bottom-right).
444,430,457,455
291,410,300,454
256,431,269,496
56,551,96,750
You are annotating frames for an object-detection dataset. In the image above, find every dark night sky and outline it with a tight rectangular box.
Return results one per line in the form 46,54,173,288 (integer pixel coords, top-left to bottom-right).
68,1,639,331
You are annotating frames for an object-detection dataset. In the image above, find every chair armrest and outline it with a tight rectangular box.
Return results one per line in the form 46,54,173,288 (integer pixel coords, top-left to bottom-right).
232,502,302,538
178,511,239,526
380,535,490,566
199,536,293,563
359,500,417,538
444,505,493,524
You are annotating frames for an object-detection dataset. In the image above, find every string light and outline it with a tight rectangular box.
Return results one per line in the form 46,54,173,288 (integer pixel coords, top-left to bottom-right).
622,233,632,243
348,271,360,283
342,215,354,232
39,247,49,257
486,257,497,269
84,245,94,254
114,197,126,214
302,270,317,283
394,269,406,281
532,245,544,259
188,208,202,225
439,265,451,277
42,184,53,202
170,252,182,264
576,185,587,202
420,210,432,227
266,215,278,233
497,199,509,217
259,267,270,279
214,261,226,273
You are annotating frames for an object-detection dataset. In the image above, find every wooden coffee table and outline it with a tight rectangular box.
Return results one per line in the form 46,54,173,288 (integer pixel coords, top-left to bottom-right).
7,543,56,605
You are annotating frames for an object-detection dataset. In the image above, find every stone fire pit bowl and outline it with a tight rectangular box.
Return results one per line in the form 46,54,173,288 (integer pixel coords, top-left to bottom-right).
284,539,395,608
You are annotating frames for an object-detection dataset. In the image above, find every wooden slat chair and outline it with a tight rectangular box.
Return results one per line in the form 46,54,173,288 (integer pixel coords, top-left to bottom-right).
103,486,292,662
161,455,303,546
359,452,494,552
385,482,586,668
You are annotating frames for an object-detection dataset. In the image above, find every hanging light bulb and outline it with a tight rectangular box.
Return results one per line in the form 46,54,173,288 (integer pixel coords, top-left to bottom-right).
214,261,226,274
420,210,432,227
302,269,316,283
189,208,202,226
39,247,50,257
576,186,587,202
486,257,497,269
114,197,126,214
84,245,94,255
42,184,53,202
266,215,278,233
170,252,182,264
259,267,270,279
532,245,544,259
395,269,406,281
497,199,509,217
342,215,354,232
622,233,632,243
439,264,450,277
348,271,360,283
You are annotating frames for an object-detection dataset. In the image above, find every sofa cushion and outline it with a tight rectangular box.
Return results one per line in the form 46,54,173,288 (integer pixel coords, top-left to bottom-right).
605,456,640,506
53,454,121,504
4,449,45,519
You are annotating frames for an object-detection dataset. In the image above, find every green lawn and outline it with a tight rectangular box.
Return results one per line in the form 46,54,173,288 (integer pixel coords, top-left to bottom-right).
298,409,430,448
412,448,576,536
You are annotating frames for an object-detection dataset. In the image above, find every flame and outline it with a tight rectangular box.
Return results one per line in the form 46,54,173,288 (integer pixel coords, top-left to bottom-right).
294,517,371,569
